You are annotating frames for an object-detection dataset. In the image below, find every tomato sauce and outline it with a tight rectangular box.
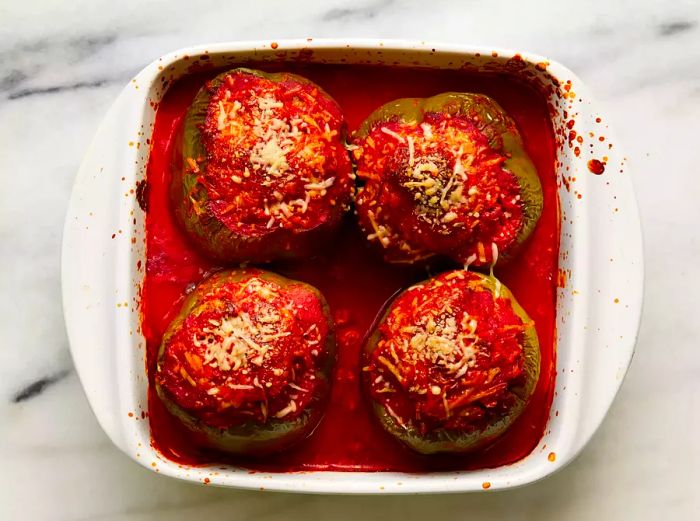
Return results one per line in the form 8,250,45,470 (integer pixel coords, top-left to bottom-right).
141,64,559,472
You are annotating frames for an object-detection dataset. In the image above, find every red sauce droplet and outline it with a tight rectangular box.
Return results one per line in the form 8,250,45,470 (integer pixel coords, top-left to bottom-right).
557,268,568,288
136,179,149,212
482,481,491,489
271,42,279,50
587,159,606,175
548,452,556,462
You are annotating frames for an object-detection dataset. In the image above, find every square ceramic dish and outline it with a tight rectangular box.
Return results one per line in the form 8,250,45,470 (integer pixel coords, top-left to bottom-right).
62,39,643,493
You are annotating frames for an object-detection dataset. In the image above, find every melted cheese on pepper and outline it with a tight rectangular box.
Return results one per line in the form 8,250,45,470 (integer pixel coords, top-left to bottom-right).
193,278,292,372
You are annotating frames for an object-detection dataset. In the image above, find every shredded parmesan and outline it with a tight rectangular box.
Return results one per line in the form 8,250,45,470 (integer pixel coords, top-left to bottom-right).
274,400,297,418
407,136,415,166
194,278,288,372
464,254,478,270
380,126,406,143
366,209,391,247
212,83,341,227
303,177,335,192
379,280,482,393
384,403,406,428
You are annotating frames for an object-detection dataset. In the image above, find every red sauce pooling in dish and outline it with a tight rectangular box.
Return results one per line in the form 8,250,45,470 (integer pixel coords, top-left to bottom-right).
142,65,559,472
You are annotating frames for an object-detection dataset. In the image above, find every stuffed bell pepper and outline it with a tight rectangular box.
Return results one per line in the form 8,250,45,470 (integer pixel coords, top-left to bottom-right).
362,269,539,454
155,268,335,456
352,93,542,266
172,68,353,262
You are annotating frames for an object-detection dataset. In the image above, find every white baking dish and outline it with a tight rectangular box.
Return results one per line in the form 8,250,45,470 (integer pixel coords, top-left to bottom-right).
62,39,643,493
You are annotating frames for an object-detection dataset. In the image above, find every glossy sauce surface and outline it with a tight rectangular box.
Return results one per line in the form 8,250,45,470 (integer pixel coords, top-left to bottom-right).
141,64,559,472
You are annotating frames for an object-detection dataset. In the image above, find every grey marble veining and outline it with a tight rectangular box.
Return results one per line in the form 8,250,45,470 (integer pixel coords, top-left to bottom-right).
1,0,699,519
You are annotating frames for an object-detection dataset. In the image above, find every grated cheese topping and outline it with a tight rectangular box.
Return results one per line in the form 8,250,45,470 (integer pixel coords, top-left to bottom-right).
378,276,482,390
192,277,292,372
404,312,479,378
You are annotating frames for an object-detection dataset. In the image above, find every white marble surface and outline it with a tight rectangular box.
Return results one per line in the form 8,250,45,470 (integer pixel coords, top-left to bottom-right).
1,0,699,519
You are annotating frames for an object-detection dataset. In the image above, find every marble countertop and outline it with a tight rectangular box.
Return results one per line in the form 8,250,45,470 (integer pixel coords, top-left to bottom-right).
1,0,698,519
